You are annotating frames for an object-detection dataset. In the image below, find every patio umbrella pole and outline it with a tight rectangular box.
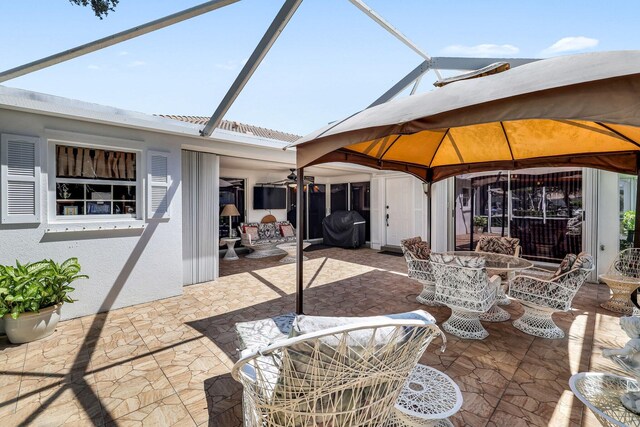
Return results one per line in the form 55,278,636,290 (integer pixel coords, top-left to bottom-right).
296,167,305,314
635,155,640,248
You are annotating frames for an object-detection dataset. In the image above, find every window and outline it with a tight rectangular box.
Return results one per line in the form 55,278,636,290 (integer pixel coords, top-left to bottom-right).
55,144,138,218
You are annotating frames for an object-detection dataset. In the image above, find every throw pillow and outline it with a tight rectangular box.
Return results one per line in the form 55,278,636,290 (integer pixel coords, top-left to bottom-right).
258,222,278,239
552,253,577,279
280,223,295,237
573,252,594,270
243,225,259,241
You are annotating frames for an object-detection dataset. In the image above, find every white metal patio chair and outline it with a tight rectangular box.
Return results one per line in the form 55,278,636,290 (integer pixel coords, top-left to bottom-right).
475,235,522,305
430,253,500,340
231,315,446,427
475,235,521,258
509,252,594,339
400,237,439,306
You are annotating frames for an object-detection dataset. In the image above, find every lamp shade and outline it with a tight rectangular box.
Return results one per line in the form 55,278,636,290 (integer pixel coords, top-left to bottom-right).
221,204,240,217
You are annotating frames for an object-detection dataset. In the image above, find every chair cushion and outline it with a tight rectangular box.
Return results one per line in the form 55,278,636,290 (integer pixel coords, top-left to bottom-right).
290,310,436,342
258,222,278,239
243,225,259,241
430,253,486,268
410,241,431,260
235,313,296,352
552,253,577,279
573,252,594,270
477,236,520,255
280,223,295,237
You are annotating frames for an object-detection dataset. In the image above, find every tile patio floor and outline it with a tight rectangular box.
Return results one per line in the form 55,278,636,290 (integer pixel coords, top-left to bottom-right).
0,246,632,426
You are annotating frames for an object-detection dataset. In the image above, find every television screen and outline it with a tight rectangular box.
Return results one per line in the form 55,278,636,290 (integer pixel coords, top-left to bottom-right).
253,187,286,209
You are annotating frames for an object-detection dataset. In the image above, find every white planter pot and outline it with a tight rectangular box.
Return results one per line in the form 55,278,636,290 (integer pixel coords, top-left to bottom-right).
4,304,62,344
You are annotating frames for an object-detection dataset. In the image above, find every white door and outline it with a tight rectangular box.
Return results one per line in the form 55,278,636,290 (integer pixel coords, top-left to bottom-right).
385,176,413,246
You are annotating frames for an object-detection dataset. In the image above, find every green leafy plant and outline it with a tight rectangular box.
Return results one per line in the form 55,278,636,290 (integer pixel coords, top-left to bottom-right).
0,258,87,319
473,216,488,228
623,210,636,232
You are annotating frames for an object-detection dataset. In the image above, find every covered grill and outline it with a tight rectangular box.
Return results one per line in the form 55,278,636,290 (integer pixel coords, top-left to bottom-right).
322,210,366,248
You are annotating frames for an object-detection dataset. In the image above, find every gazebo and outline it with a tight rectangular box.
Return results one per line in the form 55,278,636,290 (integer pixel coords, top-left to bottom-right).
288,50,640,313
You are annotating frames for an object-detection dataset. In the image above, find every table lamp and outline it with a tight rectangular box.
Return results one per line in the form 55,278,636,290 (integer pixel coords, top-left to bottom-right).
221,204,240,237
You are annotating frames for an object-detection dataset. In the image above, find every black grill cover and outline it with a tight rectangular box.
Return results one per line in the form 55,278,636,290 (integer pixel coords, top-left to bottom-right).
322,210,366,248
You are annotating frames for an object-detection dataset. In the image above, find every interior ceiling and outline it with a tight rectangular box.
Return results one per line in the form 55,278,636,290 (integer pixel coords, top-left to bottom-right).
219,155,377,177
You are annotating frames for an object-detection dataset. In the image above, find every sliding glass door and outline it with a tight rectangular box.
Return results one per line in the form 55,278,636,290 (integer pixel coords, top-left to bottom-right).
455,168,583,263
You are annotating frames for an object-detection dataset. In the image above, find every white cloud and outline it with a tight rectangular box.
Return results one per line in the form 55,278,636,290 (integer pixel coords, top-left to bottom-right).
542,36,599,55
118,51,129,56
87,64,100,70
215,60,240,71
441,43,519,57
127,60,146,67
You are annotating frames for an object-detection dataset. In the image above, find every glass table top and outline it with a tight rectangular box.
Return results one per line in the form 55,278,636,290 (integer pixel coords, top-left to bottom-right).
444,251,533,271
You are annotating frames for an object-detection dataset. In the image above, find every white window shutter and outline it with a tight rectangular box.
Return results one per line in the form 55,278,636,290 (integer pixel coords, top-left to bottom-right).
1,134,41,224
147,150,170,219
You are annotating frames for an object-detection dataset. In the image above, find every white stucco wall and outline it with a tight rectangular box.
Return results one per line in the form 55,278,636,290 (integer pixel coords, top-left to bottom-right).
0,109,183,320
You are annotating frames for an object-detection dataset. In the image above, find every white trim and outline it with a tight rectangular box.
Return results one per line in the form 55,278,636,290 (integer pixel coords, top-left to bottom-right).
0,133,41,224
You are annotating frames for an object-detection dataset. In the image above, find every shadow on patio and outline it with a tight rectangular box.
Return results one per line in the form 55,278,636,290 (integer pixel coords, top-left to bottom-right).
0,246,628,426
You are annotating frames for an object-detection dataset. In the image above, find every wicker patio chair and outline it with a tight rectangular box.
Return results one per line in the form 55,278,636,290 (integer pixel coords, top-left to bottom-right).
600,248,640,314
430,253,500,340
509,252,594,339
231,314,445,427
400,237,439,306
610,248,640,277
475,235,522,305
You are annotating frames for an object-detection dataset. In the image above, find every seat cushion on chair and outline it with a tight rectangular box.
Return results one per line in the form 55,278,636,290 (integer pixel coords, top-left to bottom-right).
280,223,295,237
290,310,436,342
243,225,259,241
552,253,577,279
573,252,594,270
235,313,296,352
430,253,485,269
477,236,520,255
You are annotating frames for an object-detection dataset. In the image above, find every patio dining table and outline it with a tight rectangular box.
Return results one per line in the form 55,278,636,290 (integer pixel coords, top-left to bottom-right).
445,251,533,322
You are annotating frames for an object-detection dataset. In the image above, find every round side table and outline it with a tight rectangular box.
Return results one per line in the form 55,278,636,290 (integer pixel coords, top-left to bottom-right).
220,237,240,261
599,273,640,315
387,364,462,427
570,372,640,427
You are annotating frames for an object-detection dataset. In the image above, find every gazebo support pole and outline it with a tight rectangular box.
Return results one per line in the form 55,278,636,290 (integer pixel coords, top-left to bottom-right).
296,167,305,314
427,182,432,245
635,156,640,248
469,185,475,251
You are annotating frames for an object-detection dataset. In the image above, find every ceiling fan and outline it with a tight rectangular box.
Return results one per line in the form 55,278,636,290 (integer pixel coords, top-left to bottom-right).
259,169,313,187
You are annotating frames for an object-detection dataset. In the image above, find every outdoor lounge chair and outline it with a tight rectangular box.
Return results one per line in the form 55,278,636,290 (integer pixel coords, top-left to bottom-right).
430,253,500,340
509,252,594,339
232,311,447,426
400,236,440,306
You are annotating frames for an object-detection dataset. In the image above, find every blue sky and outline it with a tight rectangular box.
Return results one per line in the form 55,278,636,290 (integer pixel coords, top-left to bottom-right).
1,0,639,135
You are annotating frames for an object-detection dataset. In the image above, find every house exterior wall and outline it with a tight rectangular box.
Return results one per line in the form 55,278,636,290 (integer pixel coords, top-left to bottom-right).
0,108,183,320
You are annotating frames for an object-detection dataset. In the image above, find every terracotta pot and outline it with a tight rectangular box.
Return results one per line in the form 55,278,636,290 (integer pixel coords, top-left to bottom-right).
4,304,62,344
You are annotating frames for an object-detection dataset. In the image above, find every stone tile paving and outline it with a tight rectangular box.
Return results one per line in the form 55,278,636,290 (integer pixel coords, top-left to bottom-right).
0,246,630,426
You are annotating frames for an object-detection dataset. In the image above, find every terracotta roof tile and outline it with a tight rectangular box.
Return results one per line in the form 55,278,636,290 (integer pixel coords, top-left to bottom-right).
158,115,301,143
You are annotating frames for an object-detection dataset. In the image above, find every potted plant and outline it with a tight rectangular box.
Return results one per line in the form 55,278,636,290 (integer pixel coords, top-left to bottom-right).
623,210,636,243
0,258,87,344
473,216,488,234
